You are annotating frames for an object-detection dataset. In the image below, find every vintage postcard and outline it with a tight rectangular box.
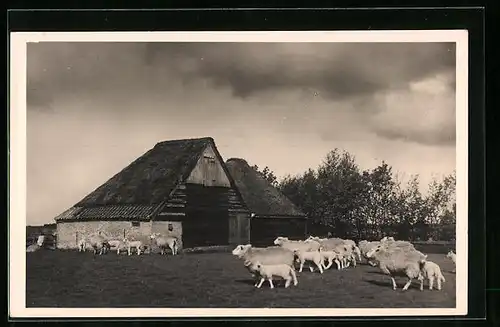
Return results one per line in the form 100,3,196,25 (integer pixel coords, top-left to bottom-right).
9,30,468,318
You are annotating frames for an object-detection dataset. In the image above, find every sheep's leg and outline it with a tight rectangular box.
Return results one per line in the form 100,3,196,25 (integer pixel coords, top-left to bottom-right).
256,278,265,288
437,277,442,290
418,274,424,291
315,261,324,274
429,276,434,290
390,276,397,290
138,248,141,255
309,265,314,272
284,277,291,288
402,278,412,291
299,261,304,273
128,247,131,256
335,259,341,270
325,258,333,270
268,279,274,289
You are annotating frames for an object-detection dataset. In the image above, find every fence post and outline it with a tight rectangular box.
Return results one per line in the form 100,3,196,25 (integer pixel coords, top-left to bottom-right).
76,231,78,248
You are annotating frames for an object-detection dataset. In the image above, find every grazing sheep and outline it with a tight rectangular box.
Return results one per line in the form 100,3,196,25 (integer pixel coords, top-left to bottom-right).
87,233,109,255
232,244,295,286
294,248,324,273
26,244,40,252
418,260,446,291
446,250,456,273
150,233,178,255
366,245,428,291
247,261,298,289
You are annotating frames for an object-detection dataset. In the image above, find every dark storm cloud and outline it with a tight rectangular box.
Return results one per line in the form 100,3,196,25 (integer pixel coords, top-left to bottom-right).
144,42,456,99
27,42,456,108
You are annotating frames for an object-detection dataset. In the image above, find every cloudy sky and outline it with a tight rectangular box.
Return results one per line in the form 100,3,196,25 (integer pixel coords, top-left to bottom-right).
26,41,456,226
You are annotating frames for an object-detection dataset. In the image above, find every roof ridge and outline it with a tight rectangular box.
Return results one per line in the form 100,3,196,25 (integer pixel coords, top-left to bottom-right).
155,137,214,147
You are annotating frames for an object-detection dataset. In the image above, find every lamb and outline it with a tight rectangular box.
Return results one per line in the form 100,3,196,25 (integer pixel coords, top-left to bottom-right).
365,244,428,291
232,244,295,286
318,249,342,270
446,250,456,273
293,248,324,273
246,260,298,289
418,260,446,291
150,233,178,255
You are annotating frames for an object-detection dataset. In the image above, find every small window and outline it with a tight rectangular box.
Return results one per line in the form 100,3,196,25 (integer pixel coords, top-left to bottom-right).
131,221,140,227
168,223,173,232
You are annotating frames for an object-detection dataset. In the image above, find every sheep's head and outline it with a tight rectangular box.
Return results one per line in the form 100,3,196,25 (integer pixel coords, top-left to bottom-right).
232,244,251,257
366,245,384,258
274,237,288,245
446,250,455,258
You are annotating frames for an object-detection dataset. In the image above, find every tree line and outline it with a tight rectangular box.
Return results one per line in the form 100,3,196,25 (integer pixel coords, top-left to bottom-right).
252,148,456,242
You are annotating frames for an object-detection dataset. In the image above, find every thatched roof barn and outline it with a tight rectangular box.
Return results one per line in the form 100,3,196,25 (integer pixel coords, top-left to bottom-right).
225,158,307,246
54,137,248,250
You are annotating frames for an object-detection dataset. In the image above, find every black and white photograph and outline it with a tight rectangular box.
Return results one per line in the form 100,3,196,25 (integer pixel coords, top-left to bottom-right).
9,31,468,317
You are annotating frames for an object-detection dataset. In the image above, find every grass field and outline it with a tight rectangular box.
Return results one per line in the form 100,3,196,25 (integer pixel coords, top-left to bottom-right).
26,250,456,308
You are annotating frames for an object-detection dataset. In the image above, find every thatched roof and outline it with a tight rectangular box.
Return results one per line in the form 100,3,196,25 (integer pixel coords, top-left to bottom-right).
225,158,306,218
56,137,216,221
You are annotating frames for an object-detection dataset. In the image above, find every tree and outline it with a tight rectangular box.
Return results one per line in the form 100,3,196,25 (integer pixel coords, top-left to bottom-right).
357,162,398,239
251,164,279,187
315,149,365,238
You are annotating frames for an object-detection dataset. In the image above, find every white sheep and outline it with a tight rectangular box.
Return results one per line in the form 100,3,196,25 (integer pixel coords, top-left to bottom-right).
318,249,342,270
358,240,381,266
77,237,87,252
150,233,178,255
446,250,456,273
36,235,45,247
26,244,40,252
232,244,295,286
123,238,144,255
247,261,298,289
87,233,109,255
418,260,446,291
366,244,428,291
274,237,321,253
293,248,324,273
304,236,348,267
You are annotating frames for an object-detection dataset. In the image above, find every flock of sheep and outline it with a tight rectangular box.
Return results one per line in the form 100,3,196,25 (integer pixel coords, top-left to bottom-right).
27,231,457,293
232,236,457,292
74,231,179,256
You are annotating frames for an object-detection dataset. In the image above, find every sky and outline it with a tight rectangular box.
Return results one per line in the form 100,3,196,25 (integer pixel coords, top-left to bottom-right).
26,41,457,226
